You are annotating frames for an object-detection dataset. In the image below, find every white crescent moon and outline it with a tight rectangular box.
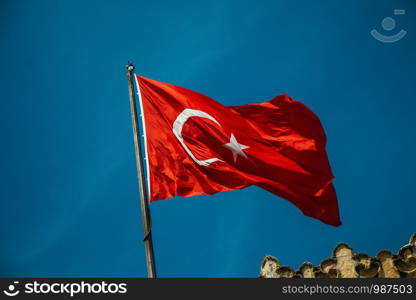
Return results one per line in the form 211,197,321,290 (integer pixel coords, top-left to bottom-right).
172,109,223,166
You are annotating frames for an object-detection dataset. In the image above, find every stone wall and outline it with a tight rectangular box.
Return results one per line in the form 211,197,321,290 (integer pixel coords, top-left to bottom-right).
260,233,416,278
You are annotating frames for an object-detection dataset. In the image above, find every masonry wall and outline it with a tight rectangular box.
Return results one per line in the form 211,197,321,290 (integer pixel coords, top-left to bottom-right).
260,233,416,278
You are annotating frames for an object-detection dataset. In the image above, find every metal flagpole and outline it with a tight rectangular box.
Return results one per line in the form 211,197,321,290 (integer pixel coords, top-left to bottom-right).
126,61,157,278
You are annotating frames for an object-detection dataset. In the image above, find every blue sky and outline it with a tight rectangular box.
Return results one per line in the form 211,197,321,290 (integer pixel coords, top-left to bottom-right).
0,0,415,277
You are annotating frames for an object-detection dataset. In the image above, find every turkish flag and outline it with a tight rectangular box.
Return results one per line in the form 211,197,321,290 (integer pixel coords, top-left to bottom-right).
136,75,341,226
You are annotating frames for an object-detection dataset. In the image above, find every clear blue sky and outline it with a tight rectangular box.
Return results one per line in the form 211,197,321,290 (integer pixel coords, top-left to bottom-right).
0,0,415,277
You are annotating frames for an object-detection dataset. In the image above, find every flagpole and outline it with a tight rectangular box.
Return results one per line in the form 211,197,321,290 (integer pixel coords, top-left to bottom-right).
126,62,157,278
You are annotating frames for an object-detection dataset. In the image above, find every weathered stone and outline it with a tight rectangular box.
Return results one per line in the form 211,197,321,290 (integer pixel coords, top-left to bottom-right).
259,255,280,278
377,250,400,278
332,243,358,278
354,253,379,278
394,235,416,277
315,269,337,278
410,233,416,247
260,232,415,278
299,262,315,278
319,258,338,278
276,266,295,278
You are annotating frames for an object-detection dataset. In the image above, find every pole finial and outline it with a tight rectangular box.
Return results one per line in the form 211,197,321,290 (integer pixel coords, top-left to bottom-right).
127,61,135,71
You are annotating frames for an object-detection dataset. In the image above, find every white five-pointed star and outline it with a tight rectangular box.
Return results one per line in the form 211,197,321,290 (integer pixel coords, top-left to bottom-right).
223,134,249,163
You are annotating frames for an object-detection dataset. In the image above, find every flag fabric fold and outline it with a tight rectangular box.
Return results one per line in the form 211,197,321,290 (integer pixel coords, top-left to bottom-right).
136,75,341,226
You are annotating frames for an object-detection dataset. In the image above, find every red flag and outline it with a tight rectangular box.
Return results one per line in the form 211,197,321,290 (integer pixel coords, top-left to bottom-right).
136,75,341,226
